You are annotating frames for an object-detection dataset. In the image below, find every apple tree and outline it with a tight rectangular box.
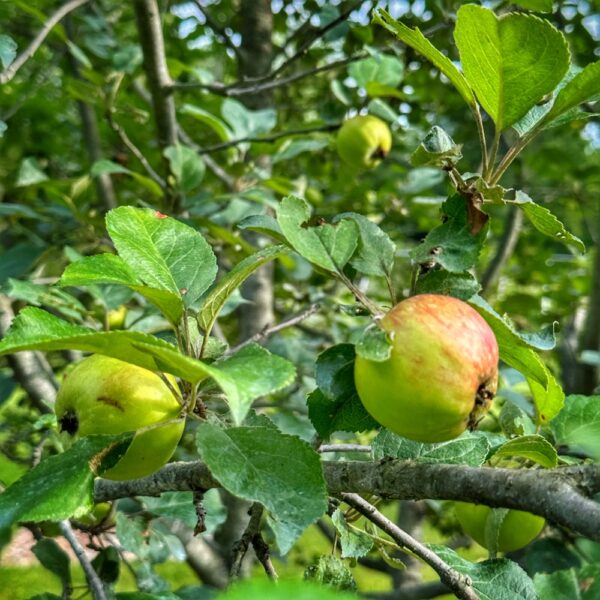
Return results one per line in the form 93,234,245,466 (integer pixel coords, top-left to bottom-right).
0,1,599,599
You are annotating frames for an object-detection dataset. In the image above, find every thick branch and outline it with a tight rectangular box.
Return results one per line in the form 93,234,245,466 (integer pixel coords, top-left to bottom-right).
95,460,600,541
0,0,91,85
341,494,478,600
0,297,57,413
132,0,177,150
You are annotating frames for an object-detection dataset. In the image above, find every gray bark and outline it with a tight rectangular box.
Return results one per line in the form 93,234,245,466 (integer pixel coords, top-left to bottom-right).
237,0,275,340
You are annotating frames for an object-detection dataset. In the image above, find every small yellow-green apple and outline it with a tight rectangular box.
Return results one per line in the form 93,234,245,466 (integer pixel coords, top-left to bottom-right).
354,294,499,442
454,502,545,552
74,502,115,529
107,305,127,329
336,115,392,169
56,355,184,480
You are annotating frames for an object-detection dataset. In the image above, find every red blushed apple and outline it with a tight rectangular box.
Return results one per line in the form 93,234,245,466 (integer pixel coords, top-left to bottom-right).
354,294,499,442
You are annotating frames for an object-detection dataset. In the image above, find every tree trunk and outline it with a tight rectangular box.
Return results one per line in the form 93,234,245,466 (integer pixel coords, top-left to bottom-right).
237,0,275,340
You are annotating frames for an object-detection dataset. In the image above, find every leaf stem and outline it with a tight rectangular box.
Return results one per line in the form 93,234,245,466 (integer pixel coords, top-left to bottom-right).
473,105,489,176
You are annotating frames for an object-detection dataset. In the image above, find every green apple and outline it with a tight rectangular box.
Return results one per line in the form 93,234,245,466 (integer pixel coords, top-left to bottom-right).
336,115,392,169
107,305,127,329
454,502,545,553
354,294,499,442
56,355,184,480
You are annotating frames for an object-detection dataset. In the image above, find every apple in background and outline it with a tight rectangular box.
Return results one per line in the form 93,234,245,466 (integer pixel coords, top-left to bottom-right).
55,355,184,480
354,294,499,442
336,115,392,169
454,502,545,553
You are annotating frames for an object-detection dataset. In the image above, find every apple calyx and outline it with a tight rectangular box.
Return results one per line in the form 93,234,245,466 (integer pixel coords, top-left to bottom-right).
59,409,79,436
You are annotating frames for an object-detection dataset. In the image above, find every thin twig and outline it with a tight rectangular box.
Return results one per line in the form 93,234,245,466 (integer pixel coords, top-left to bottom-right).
252,533,278,580
230,503,264,579
340,494,479,600
0,0,91,85
480,206,523,294
171,53,367,95
227,303,321,355
106,74,168,191
58,520,108,600
197,123,341,154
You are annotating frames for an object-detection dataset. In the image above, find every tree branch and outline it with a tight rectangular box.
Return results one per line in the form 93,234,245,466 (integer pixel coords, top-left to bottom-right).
132,0,177,150
197,123,340,155
65,16,117,211
0,0,91,85
227,303,320,355
340,493,478,600
0,296,57,413
171,54,367,96
94,460,600,541
480,206,523,294
58,520,107,600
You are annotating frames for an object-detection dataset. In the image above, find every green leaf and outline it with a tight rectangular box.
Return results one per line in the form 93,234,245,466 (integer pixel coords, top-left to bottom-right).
373,9,476,109
0,435,127,529
198,245,287,333
32,539,71,589
534,570,581,600
59,253,184,325
307,344,378,439
91,546,120,585
272,138,329,164
196,423,328,554
372,430,490,467
164,144,205,193
90,160,163,197
355,326,392,362
491,435,558,468
470,296,550,388
0,35,17,69
16,157,48,187
106,207,218,307
415,269,481,301
180,104,233,141
431,545,538,599
221,98,276,139
510,193,585,254
333,212,395,277
528,366,565,425
331,509,373,559
209,344,296,425
454,5,570,130
551,395,600,460
0,308,293,424
543,61,600,126
349,54,404,89
411,126,463,168
512,0,553,11
410,195,487,273
276,196,358,272
238,214,288,244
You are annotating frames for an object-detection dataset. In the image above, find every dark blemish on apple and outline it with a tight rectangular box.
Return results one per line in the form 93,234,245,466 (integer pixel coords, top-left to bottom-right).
60,409,79,435
98,396,125,412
